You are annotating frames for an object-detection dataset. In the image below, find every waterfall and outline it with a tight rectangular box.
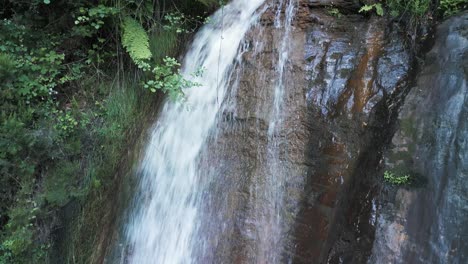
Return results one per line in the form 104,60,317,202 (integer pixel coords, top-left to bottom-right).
124,1,266,263
269,0,295,136
256,0,297,261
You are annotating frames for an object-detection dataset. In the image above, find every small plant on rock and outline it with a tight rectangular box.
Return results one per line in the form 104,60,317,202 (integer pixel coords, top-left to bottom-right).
384,170,411,185
327,7,342,18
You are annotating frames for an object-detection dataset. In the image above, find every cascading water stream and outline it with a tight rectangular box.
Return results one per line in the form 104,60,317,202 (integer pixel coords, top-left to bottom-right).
268,0,295,136
252,0,297,262
124,1,265,263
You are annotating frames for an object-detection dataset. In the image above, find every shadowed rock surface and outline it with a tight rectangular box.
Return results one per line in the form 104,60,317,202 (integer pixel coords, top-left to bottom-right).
370,13,468,264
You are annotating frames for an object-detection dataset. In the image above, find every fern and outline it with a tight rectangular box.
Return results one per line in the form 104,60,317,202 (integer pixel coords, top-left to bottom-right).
121,17,152,68
359,4,374,12
0,53,15,80
359,3,384,16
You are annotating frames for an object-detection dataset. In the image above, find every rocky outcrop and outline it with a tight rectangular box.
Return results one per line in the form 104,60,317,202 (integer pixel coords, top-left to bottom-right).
289,2,414,263
370,13,468,264
195,0,419,263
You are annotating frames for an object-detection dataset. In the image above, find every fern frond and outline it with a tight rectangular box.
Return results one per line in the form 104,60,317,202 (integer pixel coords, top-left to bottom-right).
121,17,152,65
359,4,374,13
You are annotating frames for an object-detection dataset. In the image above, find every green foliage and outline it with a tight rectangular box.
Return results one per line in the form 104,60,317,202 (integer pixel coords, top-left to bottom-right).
0,53,15,80
163,12,193,34
359,0,434,18
1,0,212,262
120,17,200,98
149,30,179,63
0,20,72,102
43,161,81,207
359,3,384,16
73,5,118,37
0,77,143,263
144,57,202,99
54,110,80,138
0,179,48,264
18,50,65,99
384,170,411,185
121,16,152,69
385,0,430,18
327,7,342,18
120,17,197,98
439,0,467,17
163,10,213,34
0,112,39,234
99,84,138,143
1,224,35,262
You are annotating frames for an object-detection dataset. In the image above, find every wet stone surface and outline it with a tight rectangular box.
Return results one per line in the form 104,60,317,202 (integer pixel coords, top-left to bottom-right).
370,13,468,264
196,0,416,263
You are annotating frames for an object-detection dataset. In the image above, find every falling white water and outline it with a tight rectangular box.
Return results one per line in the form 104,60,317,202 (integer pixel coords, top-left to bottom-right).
125,1,265,263
254,0,297,262
268,0,295,136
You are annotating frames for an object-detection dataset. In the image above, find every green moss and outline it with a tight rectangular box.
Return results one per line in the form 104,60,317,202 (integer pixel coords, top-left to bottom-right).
388,149,413,162
400,117,418,140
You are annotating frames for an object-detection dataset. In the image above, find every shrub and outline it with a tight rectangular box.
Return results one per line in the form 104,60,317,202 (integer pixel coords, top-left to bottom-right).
0,0,212,262
359,0,432,18
439,0,467,17
386,0,431,18
43,161,81,207
73,5,118,37
144,57,202,99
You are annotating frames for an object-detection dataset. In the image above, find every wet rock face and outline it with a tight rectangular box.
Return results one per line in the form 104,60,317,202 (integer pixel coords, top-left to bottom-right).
293,4,414,263
370,13,468,264
196,0,415,263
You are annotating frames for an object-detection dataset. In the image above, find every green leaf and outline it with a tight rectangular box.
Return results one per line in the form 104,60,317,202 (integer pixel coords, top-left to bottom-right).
44,0,50,4
375,4,384,16
359,3,384,16
359,4,374,13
